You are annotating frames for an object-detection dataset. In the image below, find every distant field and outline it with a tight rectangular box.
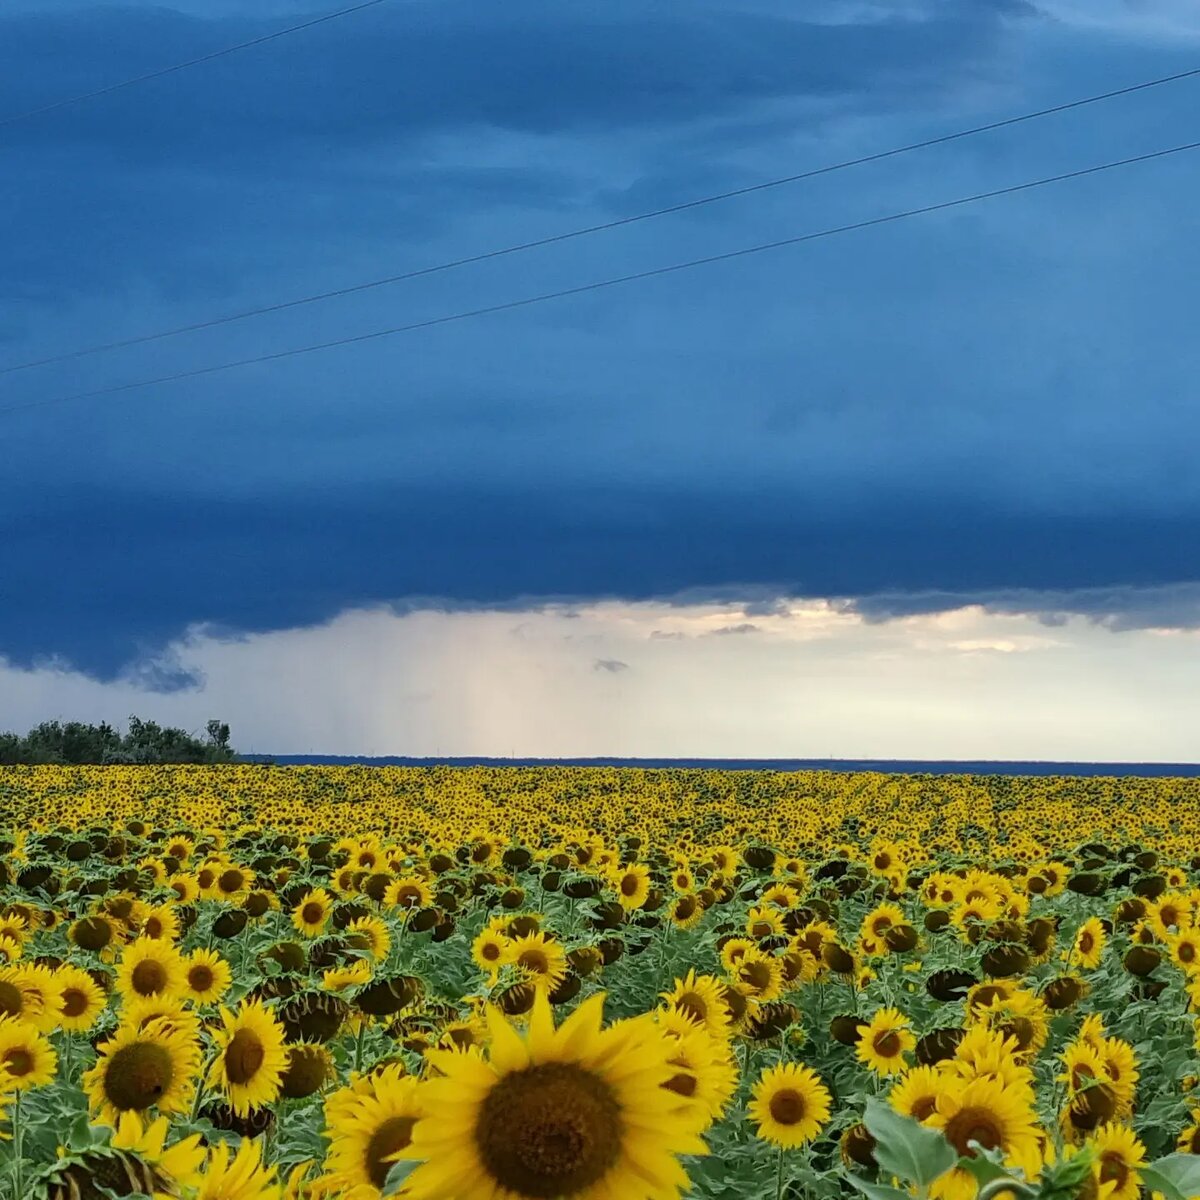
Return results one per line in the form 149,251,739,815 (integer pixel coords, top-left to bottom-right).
0,764,1197,1199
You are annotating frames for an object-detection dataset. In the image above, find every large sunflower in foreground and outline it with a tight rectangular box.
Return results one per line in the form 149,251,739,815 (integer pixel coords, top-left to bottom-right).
404,992,706,1200
323,1067,424,1195
83,1018,201,1125
208,999,290,1117
195,1136,282,1200
926,1075,1044,1200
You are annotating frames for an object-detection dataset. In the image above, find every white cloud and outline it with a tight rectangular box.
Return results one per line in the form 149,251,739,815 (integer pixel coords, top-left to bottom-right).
3,597,1200,761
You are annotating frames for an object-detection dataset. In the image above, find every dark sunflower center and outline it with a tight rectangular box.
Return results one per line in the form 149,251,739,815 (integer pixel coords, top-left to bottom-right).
620,876,639,897
1099,1152,1129,1188
912,1096,937,1121
225,1029,266,1085
769,1088,807,1126
104,1042,174,1112
674,897,697,920
740,961,773,990
73,918,112,951
131,960,168,996
198,870,215,889
219,869,245,893
301,903,324,925
0,981,24,1018
874,1032,902,1058
1180,943,1196,963
475,1062,622,1199
62,988,89,1017
189,965,215,992
144,918,164,939
4,1048,33,1077
874,853,891,870
662,1072,697,1097
943,1108,1003,1157
363,1115,418,1189
1079,932,1094,954
675,993,707,1025
482,943,501,962
518,950,549,974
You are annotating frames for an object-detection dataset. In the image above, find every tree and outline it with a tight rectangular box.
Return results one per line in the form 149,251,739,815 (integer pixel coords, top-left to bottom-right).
0,717,238,764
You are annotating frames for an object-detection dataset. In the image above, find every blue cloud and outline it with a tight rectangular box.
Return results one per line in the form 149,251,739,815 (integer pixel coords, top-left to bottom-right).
2,0,1198,682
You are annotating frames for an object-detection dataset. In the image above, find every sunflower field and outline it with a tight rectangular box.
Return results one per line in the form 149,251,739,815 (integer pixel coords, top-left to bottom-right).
0,764,1199,1200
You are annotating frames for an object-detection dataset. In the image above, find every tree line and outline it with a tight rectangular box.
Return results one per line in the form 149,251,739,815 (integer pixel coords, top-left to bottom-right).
0,716,237,765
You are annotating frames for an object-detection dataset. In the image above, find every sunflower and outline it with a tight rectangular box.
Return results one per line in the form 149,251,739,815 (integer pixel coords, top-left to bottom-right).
608,863,651,911
115,939,186,1006
122,995,203,1042
1168,929,1200,974
0,1015,57,1089
890,1065,944,1122
384,876,434,911
1097,1038,1139,1115
169,874,201,905
195,1136,282,1200
1072,918,1107,970
663,970,732,1041
55,964,108,1032
748,1061,831,1148
947,1026,1033,1091
83,1017,201,1125
0,964,61,1032
110,1111,206,1194
345,915,391,960
403,992,706,1200
277,1044,336,1106
927,1075,1044,1200
509,931,569,992
472,929,510,978
760,882,800,909
862,902,906,945
322,959,372,992
718,937,757,975
745,906,784,940
137,905,180,943
732,947,784,1004
324,1067,424,1194
208,999,290,1117
856,1008,916,1076
656,1007,738,1128
292,888,334,938
184,949,232,1006
1087,1123,1145,1200
0,935,21,965
669,893,704,930
1178,1115,1200,1154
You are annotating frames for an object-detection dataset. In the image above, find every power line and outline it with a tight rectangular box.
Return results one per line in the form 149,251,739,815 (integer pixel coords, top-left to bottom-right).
3,136,1198,420
0,0,389,130
3,63,1199,377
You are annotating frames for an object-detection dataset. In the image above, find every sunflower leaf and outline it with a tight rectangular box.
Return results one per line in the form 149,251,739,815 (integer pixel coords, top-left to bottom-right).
864,1098,957,1188
845,1174,918,1200
1142,1154,1200,1200
382,1158,421,1196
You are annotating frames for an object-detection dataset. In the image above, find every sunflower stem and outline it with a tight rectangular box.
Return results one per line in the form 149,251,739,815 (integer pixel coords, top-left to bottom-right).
10,1090,22,1200
774,1144,785,1200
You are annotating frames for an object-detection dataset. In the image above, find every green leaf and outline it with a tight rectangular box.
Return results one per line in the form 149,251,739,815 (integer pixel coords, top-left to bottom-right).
957,1149,1012,1188
1142,1154,1200,1200
864,1098,957,1189
382,1157,421,1196
845,1174,918,1200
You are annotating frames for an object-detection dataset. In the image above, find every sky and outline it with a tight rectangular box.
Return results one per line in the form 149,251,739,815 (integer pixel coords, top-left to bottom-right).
1,0,1199,758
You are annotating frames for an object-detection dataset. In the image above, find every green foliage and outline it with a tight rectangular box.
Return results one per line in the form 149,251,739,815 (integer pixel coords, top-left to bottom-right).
0,715,237,765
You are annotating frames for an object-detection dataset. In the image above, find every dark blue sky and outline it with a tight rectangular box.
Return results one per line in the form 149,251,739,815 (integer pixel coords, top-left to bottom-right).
3,0,1199,683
